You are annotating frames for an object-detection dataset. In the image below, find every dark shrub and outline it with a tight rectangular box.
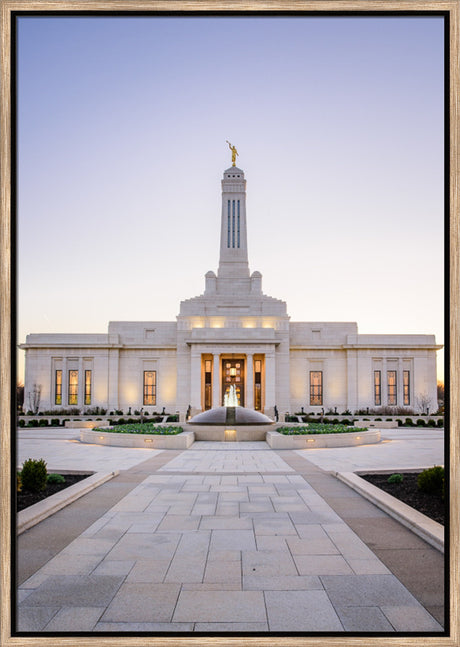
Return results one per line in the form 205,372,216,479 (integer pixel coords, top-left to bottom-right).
21,458,47,492
437,419,444,427
427,419,437,427
167,414,179,422
26,420,37,427
38,419,48,427
18,419,25,427
51,418,60,426
387,473,403,484
396,419,403,426
416,419,427,427
405,418,415,426
47,473,65,484
417,466,444,495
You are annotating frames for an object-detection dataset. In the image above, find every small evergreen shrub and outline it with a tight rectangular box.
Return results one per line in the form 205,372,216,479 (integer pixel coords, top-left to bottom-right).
405,418,415,427
38,419,48,427
437,419,444,427
51,418,60,426
387,473,403,484
417,466,444,495
416,418,427,426
18,419,25,427
20,458,47,492
47,473,65,484
427,419,437,427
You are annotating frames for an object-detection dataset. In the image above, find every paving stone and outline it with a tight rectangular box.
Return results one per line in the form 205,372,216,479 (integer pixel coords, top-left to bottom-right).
91,559,135,576
16,606,60,631
191,504,216,516
181,582,242,591
156,515,201,532
17,589,33,603
125,559,172,582
294,554,354,575
105,532,180,561
101,582,181,623
207,549,241,562
95,622,194,631
239,502,275,513
39,553,103,575
286,536,339,555
255,535,290,551
242,550,297,577
264,590,343,631
199,516,252,530
173,590,266,623
320,574,425,607
210,529,256,551
59,537,120,557
44,606,105,631
194,622,269,631
335,606,394,631
380,606,444,631
19,575,124,607
243,574,323,590
347,559,391,575
253,516,297,536
204,560,241,584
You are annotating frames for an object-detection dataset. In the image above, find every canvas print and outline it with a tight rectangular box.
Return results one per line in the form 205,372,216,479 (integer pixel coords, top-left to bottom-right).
15,12,446,637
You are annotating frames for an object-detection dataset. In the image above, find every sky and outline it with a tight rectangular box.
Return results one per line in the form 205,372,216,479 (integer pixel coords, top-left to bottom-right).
16,14,445,383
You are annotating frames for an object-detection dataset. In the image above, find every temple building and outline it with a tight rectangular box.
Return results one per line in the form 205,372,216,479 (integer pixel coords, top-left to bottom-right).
20,163,440,419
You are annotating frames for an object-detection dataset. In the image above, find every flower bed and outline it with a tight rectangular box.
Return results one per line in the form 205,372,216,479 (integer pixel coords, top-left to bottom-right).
92,423,183,435
277,423,368,435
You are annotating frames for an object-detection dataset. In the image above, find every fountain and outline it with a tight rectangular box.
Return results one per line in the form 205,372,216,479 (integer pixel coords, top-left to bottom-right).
187,384,274,441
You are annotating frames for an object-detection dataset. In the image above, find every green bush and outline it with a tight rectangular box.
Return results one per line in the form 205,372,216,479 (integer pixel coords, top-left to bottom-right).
416,418,427,427
387,473,403,484
93,423,183,435
47,473,65,484
38,419,48,427
417,466,444,495
427,419,437,427
20,458,48,492
405,418,415,426
18,419,25,427
50,418,60,426
17,472,22,492
437,419,444,427
277,423,367,435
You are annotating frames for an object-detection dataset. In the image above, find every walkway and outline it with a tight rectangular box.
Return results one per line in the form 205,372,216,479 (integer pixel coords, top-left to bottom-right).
16,434,445,633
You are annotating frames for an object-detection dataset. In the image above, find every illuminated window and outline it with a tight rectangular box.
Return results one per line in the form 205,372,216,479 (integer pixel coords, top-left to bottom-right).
84,370,92,405
403,370,410,406
310,371,323,406
68,370,78,405
387,371,397,406
143,371,156,405
374,371,381,406
254,360,262,411
55,370,62,405
204,360,212,410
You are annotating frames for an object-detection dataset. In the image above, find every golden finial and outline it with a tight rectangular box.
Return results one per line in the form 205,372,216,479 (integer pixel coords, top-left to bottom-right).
226,140,239,166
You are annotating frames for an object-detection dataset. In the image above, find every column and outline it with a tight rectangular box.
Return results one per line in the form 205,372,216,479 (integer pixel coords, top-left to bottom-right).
107,348,119,411
190,351,202,413
246,353,253,409
78,357,83,409
264,351,276,413
62,357,68,406
212,353,220,408
346,350,358,413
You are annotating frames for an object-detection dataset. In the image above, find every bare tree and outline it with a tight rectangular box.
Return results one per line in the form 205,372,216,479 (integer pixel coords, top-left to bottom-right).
416,392,432,415
27,384,42,414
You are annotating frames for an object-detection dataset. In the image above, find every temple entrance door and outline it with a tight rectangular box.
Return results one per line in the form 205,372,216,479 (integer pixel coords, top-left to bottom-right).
222,359,245,406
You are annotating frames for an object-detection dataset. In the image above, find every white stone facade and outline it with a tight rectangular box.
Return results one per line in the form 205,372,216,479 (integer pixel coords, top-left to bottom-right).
20,166,441,417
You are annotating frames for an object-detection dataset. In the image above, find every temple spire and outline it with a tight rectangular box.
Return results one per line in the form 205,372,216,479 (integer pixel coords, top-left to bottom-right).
218,165,249,279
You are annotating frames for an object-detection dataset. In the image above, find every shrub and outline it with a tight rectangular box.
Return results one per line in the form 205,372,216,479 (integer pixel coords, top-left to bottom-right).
26,420,37,427
115,410,123,415
21,458,47,492
437,419,444,427
47,473,65,484
417,466,444,495
51,418,60,427
166,414,179,422
404,418,415,427
38,419,48,427
18,419,25,427
387,473,403,484
17,472,22,492
93,423,183,435
396,419,403,426
427,419,437,427
416,418,427,427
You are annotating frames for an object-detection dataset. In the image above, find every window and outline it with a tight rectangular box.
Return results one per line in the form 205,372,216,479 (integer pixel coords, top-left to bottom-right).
403,370,410,406
310,371,323,406
374,371,381,406
387,370,397,406
84,370,92,405
227,200,231,247
143,371,156,405
237,200,240,248
68,370,78,405
55,370,62,405
204,360,212,410
232,200,235,248
254,359,262,411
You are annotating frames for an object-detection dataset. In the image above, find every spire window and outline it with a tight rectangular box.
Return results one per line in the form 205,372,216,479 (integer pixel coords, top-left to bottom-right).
237,200,240,248
227,200,231,248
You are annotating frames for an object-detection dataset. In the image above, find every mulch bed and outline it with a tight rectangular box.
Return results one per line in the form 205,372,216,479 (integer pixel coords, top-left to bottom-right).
17,474,91,512
360,472,444,525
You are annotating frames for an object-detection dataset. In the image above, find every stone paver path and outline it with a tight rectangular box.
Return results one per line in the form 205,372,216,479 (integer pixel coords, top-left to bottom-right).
17,441,443,633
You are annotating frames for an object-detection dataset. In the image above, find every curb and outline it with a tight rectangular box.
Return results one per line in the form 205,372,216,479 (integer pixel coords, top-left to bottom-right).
17,471,119,535
336,471,444,553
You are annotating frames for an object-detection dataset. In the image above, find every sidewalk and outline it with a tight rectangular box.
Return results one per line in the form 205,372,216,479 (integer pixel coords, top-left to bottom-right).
16,440,445,633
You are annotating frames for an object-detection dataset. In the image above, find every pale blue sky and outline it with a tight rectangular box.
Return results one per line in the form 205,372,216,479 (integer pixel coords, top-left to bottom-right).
17,15,445,382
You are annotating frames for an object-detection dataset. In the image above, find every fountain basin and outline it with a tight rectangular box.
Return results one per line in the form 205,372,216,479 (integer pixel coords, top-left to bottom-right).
187,406,274,441
188,406,273,426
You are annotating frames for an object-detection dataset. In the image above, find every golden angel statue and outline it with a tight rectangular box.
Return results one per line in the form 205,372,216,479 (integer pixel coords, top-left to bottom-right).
226,140,239,166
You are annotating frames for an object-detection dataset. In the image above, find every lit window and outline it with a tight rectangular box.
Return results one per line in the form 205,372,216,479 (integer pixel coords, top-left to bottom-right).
68,370,78,405
387,371,397,406
254,360,262,410
374,371,381,406
55,370,62,405
204,360,212,410
143,371,156,405
403,370,410,406
84,370,92,405
310,371,322,406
